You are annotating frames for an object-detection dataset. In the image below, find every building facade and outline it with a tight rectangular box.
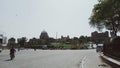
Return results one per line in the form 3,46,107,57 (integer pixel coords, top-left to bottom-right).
0,34,7,45
91,31,109,44
0,34,3,47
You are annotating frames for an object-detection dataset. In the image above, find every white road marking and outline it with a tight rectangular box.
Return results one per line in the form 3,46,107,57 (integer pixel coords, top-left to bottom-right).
80,56,86,68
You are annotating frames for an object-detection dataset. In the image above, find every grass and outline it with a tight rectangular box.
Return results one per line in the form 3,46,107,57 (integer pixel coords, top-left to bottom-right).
51,42,73,49
51,43,87,49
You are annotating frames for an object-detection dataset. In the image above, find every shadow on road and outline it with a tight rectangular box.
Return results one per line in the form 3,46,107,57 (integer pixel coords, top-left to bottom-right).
4,59,12,61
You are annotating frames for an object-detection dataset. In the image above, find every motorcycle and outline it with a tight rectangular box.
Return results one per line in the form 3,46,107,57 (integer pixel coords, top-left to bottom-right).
10,53,15,60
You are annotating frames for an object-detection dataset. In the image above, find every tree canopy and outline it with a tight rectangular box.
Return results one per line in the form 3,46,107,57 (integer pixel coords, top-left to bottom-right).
89,0,120,36
17,37,27,47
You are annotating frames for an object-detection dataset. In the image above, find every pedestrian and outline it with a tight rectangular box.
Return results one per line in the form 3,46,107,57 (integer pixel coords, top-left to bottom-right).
10,47,16,60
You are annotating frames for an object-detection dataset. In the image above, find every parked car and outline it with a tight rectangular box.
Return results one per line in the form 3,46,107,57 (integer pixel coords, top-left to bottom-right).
96,44,103,52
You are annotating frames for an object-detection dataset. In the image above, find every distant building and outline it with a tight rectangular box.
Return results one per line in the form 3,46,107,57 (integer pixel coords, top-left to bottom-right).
0,34,3,42
0,34,7,45
39,30,49,45
3,36,7,44
40,30,49,40
91,31,109,44
0,34,3,47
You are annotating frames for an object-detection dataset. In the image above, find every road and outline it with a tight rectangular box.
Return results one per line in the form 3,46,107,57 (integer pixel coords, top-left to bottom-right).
0,49,112,68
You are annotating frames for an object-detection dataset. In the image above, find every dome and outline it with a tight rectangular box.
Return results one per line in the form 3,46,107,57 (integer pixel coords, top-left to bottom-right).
40,30,49,39
41,30,47,34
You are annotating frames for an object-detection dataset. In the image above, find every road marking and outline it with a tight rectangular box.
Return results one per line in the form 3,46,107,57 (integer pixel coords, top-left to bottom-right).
80,56,86,68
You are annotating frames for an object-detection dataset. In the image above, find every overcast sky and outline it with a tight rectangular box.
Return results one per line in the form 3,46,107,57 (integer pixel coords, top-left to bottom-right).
0,0,98,39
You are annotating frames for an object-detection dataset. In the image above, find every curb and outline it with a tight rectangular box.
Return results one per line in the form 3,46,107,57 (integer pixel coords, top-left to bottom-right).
99,53,120,67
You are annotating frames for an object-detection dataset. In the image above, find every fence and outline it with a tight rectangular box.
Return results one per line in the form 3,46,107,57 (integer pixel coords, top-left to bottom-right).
103,36,120,60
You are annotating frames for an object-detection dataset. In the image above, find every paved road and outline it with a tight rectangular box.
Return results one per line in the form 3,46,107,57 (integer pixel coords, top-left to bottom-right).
0,49,112,68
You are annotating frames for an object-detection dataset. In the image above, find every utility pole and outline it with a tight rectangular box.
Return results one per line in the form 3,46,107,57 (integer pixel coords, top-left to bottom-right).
56,32,58,46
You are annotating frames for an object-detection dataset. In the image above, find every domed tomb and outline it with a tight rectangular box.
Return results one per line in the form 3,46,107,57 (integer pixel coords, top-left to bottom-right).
40,31,49,40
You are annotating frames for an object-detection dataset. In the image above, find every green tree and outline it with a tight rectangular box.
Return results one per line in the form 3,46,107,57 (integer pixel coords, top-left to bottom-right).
28,37,39,45
79,36,86,44
17,37,27,47
8,37,16,48
89,0,120,37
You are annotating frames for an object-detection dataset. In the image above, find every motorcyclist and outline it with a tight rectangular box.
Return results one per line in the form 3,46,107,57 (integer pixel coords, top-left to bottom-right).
10,47,16,60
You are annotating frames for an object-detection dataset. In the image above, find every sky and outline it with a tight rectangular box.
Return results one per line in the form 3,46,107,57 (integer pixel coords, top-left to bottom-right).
0,0,99,39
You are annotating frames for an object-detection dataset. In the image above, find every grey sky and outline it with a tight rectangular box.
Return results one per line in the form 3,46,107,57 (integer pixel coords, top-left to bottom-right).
0,0,98,39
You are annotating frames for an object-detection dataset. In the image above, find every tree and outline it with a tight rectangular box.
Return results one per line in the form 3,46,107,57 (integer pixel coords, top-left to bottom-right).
17,37,27,47
79,36,86,44
89,0,120,37
8,37,16,48
28,37,40,45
